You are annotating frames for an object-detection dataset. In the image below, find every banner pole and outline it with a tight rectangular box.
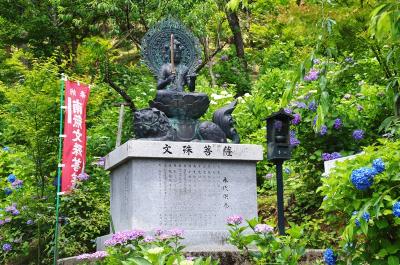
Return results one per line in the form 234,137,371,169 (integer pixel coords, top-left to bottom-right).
53,74,66,265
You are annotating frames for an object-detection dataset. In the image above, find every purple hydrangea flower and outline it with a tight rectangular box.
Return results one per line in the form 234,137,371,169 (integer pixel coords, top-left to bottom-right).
304,68,319,81
254,224,274,233
104,229,145,246
7,174,16,183
308,101,317,112
290,137,300,146
324,248,336,265
11,210,20,216
144,236,155,243
343,93,351,100
154,228,164,236
356,104,364,111
76,172,89,182
264,173,273,180
291,113,301,125
27,220,34,225
320,125,328,136
331,152,342,160
77,251,108,260
294,101,307,109
290,130,300,146
372,158,385,173
167,228,184,238
220,55,229,61
5,217,11,223
0,220,5,226
352,130,364,141
322,153,332,161
333,118,342,130
2,243,12,252
11,179,23,188
227,215,243,225
393,202,400,218
95,157,106,167
5,204,17,213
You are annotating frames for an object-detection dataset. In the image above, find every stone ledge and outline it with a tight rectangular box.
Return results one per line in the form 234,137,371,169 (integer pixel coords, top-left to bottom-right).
58,249,323,265
105,140,264,170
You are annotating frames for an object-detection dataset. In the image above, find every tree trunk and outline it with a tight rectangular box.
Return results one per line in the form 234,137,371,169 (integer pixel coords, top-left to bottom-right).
225,9,247,70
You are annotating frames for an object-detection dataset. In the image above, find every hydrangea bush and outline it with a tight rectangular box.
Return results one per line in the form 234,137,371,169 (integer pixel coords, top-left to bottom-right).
226,216,306,265
76,228,219,265
318,140,400,264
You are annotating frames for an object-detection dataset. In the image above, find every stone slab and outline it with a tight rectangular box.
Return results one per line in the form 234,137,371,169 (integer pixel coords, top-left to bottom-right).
105,140,263,170
323,153,363,176
97,157,259,251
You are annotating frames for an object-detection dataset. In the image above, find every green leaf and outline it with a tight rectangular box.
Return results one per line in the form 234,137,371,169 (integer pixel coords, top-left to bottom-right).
388,256,400,265
129,257,152,265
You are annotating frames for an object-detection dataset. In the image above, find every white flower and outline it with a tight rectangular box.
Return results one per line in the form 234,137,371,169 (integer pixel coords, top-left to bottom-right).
220,90,228,95
244,93,251,97
212,94,223,100
210,100,217,105
147,247,164,255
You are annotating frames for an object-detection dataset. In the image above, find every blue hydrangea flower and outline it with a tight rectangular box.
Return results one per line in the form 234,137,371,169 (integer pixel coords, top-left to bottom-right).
350,167,377,190
333,118,342,130
309,101,317,112
372,158,385,173
352,129,364,140
2,146,10,152
324,248,336,265
331,152,342,160
284,168,291,174
322,153,332,161
26,220,34,225
393,202,400,218
345,57,354,64
4,188,12,196
320,125,328,136
284,108,292,114
313,58,321,65
7,174,16,183
353,211,370,227
2,243,12,252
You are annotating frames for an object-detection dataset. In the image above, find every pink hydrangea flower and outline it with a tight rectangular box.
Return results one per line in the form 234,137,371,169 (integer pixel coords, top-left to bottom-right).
226,215,243,225
254,224,274,233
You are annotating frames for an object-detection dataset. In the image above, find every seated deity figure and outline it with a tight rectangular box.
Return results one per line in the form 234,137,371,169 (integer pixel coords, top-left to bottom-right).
157,39,196,92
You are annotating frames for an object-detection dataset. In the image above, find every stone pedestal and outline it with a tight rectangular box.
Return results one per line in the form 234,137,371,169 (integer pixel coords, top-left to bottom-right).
97,140,263,252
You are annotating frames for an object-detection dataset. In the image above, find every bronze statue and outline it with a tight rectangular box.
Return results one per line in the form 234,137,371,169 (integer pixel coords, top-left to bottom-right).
157,38,196,92
135,18,240,143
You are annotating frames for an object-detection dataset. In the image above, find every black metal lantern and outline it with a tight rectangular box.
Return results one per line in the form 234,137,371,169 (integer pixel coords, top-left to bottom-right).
266,109,293,162
266,109,293,235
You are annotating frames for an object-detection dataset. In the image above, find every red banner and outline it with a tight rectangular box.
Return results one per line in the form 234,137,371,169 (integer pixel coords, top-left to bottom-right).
61,80,90,192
